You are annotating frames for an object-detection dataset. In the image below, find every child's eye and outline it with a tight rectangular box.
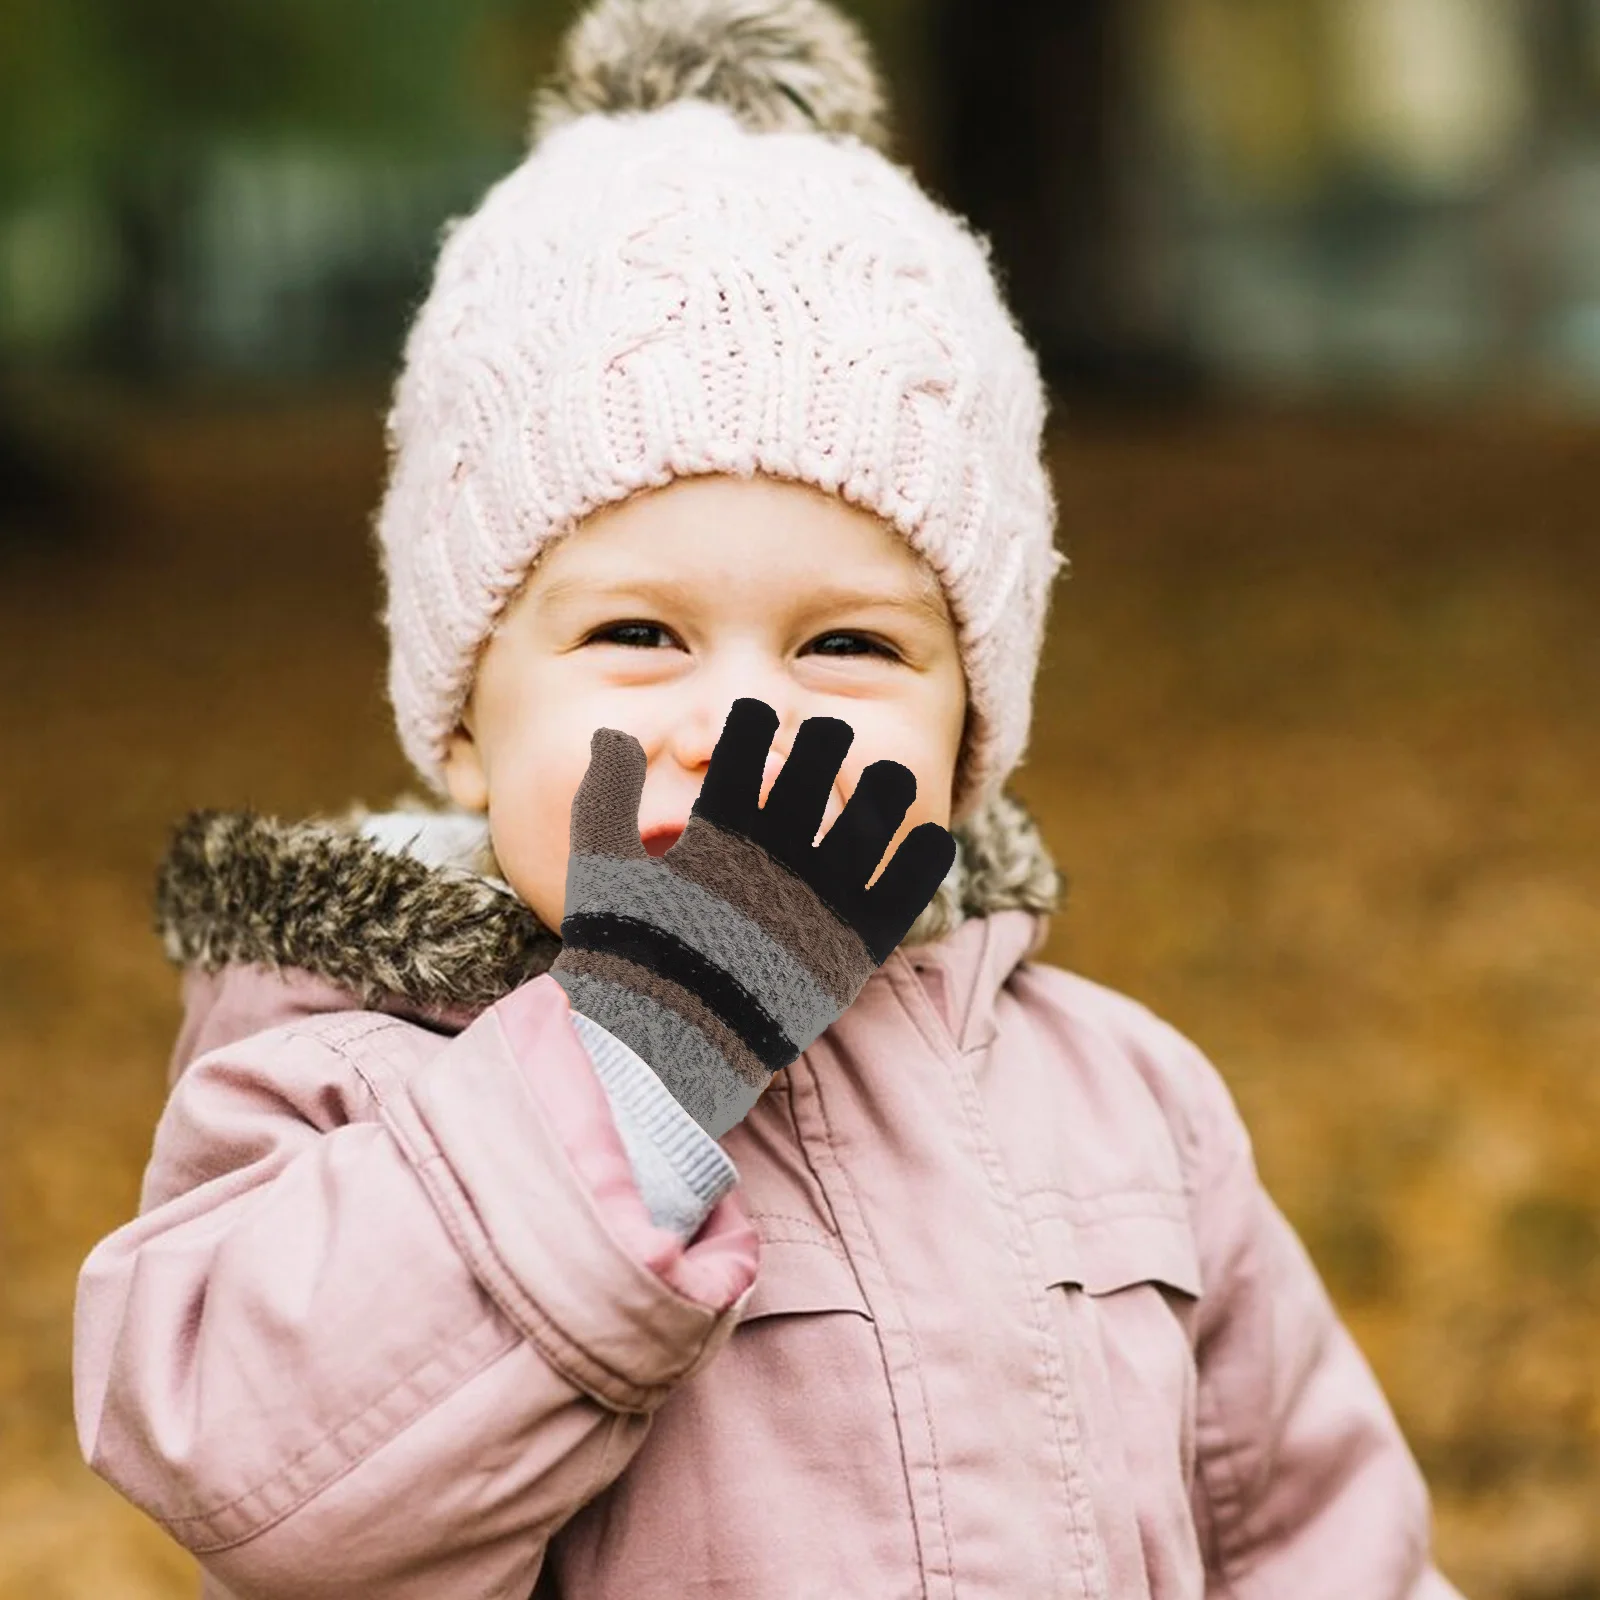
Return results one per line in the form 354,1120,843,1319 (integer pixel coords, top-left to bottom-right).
585,622,899,660
587,621,673,649
811,631,900,660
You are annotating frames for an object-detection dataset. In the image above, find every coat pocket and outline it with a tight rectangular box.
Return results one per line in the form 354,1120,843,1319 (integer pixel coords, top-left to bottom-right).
1026,1197,1202,1302
589,1230,910,1598
1026,1193,1207,1588
1026,1196,1202,1402
735,1233,874,1323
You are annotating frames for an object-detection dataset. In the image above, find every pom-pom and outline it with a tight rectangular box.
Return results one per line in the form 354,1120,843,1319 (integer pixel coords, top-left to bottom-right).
532,0,890,152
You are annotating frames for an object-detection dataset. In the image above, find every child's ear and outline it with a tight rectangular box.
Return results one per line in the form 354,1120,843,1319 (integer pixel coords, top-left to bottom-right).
442,717,489,813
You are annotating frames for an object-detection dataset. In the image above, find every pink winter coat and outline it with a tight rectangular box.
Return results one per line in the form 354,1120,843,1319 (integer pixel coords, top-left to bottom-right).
74,795,1464,1600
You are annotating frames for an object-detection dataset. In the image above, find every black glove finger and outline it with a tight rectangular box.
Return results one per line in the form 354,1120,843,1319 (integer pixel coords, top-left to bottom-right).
858,820,957,962
811,757,917,893
692,696,779,834
758,713,855,850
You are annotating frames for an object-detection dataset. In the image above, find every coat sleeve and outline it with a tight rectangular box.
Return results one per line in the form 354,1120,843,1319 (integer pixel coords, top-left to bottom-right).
1175,1039,1465,1599
71,973,760,1600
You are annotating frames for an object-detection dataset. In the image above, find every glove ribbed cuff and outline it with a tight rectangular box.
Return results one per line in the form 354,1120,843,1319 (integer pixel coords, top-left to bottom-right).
566,1006,741,1236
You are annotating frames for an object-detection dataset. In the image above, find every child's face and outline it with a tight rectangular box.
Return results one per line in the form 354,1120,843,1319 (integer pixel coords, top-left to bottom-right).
442,474,968,936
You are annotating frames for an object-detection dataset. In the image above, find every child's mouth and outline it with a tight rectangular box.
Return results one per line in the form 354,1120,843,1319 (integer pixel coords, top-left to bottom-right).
641,827,683,858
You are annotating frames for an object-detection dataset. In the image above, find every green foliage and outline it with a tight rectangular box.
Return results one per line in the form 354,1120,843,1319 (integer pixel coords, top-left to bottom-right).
0,0,907,202
0,0,128,192
0,0,590,200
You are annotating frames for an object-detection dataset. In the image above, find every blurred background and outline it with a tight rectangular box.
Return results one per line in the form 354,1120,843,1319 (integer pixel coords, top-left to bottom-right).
1,0,1596,1595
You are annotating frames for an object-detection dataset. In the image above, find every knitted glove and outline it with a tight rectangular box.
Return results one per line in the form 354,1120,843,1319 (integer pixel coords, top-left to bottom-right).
549,696,957,1138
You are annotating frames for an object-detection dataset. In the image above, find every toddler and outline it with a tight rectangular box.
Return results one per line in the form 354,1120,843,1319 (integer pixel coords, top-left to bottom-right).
73,1,1465,1595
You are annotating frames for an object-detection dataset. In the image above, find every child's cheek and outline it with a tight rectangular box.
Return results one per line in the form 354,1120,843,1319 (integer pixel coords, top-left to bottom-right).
496,821,567,933
482,764,569,931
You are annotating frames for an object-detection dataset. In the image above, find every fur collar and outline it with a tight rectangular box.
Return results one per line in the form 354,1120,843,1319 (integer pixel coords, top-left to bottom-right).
154,790,1066,1015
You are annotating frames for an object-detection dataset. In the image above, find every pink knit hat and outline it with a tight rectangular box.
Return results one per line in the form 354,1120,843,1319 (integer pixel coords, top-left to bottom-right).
374,0,1066,826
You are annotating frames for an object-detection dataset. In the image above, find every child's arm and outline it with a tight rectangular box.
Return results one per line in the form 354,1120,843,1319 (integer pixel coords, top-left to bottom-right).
72,973,760,1600
1178,1046,1465,1597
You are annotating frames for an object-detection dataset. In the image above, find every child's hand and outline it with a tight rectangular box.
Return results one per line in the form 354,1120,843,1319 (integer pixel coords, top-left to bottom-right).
549,697,956,1138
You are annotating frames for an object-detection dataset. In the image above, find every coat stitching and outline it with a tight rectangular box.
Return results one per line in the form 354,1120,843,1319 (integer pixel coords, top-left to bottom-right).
887,943,1111,1600
1189,1136,1262,1595
162,1308,517,1545
1016,1183,1188,1212
321,1023,663,1412
791,1043,951,1597
746,1224,851,1257
741,1209,846,1249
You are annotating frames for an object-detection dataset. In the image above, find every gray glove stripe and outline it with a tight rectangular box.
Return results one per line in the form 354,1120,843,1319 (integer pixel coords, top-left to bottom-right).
564,851,844,1054
551,967,767,1138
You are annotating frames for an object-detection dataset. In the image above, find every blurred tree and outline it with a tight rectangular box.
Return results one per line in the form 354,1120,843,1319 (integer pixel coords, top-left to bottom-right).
102,0,512,376
0,0,925,383
923,0,1199,404
0,0,573,378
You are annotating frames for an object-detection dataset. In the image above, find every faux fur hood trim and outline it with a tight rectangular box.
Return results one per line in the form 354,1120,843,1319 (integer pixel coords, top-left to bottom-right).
154,789,1065,1015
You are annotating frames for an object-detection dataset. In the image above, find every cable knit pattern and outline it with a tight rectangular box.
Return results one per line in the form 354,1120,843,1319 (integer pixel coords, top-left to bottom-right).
376,96,1065,823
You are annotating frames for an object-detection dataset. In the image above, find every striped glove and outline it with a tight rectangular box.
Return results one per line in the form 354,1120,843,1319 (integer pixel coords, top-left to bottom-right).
549,696,957,1138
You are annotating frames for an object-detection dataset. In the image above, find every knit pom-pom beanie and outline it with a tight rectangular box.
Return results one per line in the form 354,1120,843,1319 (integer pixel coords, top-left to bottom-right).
374,0,1067,826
